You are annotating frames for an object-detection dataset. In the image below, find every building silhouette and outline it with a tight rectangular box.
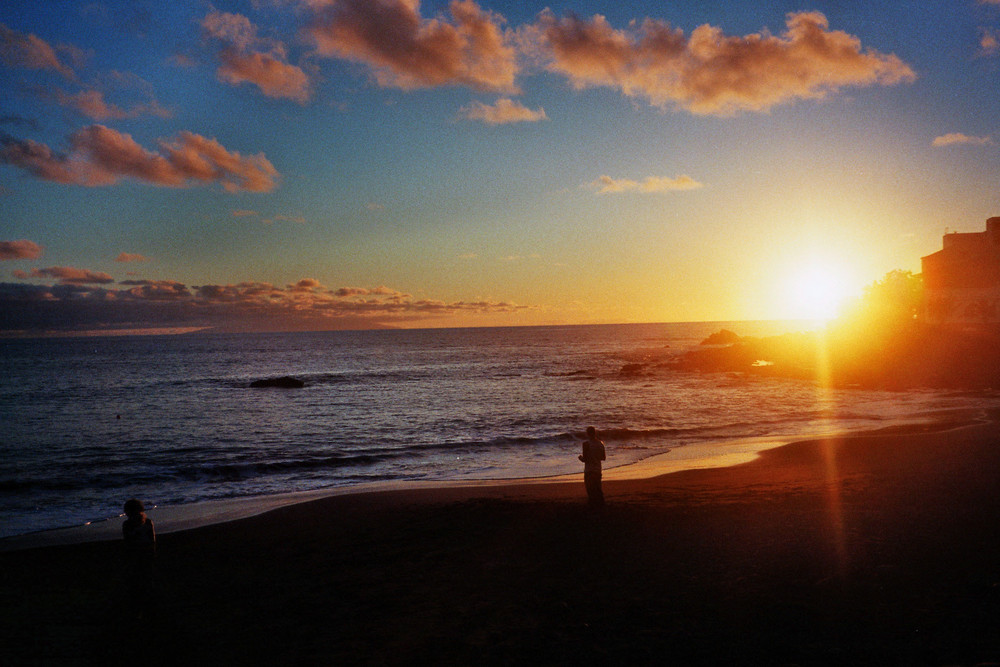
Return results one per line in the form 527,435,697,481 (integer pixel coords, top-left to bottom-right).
921,217,1000,327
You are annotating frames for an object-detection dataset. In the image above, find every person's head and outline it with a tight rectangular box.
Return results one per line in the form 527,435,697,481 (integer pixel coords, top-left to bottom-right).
124,498,145,520
586,426,597,439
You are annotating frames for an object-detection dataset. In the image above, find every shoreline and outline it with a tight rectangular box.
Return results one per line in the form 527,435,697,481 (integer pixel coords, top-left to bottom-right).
0,432,790,552
3,415,1000,664
1,413,984,553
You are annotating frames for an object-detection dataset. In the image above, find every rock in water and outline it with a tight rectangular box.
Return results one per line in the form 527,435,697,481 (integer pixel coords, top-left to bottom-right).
250,376,305,388
700,329,740,346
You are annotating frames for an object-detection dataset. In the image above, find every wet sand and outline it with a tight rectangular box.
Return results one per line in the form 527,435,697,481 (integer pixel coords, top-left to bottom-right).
3,421,1000,665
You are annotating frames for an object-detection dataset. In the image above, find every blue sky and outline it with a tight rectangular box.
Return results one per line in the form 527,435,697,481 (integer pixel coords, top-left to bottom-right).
2,1,999,334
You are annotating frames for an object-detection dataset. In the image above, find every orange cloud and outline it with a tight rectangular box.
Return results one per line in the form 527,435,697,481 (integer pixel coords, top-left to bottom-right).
459,98,546,124
533,11,915,115
287,278,324,292
932,133,994,147
115,252,149,263
119,279,190,300
202,10,259,51
308,0,518,92
16,266,114,285
52,88,172,121
0,23,74,78
217,50,312,103
0,239,43,260
0,125,279,192
56,89,128,120
980,28,999,56
203,10,311,103
591,174,703,194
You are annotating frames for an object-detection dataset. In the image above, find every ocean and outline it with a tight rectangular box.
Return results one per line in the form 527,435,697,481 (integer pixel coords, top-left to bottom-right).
2,321,997,539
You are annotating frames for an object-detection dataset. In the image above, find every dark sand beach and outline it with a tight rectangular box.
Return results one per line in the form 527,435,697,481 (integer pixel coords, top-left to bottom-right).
3,421,1000,666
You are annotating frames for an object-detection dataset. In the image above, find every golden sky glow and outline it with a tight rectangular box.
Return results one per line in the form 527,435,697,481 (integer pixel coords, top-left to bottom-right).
1,1,999,334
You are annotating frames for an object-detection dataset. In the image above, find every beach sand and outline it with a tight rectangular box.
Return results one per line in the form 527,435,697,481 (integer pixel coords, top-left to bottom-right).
3,421,1000,666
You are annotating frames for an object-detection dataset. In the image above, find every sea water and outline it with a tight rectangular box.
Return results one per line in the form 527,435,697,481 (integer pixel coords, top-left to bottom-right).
2,322,997,538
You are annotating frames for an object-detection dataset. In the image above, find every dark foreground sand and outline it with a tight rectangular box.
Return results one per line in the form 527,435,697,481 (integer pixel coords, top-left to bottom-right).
3,422,1000,666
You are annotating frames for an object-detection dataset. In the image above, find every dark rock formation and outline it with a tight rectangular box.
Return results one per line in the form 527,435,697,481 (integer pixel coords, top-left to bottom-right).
670,324,1000,389
250,376,305,388
700,329,741,346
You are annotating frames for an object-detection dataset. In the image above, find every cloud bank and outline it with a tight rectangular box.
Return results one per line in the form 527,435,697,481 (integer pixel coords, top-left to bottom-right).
532,10,915,115
0,125,279,192
2,274,528,335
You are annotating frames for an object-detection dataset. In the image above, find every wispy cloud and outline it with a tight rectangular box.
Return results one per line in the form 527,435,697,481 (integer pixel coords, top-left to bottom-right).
591,174,703,194
168,53,198,69
263,214,307,224
115,252,149,263
307,0,519,92
0,124,279,192
13,266,113,285
0,240,43,260
932,132,994,147
0,114,40,131
202,10,312,103
50,88,172,121
0,23,75,79
459,98,547,124
332,286,410,298
979,28,999,56
531,11,915,115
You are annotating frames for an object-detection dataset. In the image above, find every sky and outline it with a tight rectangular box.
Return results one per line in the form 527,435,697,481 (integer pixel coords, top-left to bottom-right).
1,0,999,335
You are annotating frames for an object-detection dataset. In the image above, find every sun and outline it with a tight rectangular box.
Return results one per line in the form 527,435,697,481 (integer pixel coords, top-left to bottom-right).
784,261,856,321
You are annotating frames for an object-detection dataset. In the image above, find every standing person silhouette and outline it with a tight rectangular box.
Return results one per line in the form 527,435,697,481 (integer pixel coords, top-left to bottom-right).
122,498,156,618
579,427,606,508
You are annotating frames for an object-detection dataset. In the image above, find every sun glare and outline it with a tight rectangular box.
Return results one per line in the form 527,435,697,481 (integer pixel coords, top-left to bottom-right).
785,262,856,321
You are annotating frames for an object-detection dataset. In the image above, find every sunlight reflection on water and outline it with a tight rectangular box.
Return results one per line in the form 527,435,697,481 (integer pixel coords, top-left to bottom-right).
2,322,998,538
